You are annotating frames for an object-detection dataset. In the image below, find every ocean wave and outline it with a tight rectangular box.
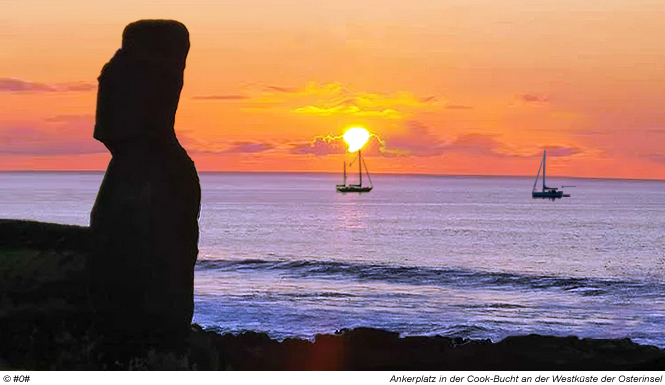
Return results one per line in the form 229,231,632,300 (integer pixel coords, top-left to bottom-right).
195,258,664,298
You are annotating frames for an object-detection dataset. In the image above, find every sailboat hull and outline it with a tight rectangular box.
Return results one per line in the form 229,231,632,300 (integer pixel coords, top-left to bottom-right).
336,185,372,194
532,191,567,199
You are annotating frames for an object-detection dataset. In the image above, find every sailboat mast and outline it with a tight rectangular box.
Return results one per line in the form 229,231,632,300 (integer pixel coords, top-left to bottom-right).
358,150,362,186
543,150,546,189
343,161,347,185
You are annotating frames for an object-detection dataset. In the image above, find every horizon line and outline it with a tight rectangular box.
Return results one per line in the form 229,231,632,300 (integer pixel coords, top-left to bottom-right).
1,169,664,183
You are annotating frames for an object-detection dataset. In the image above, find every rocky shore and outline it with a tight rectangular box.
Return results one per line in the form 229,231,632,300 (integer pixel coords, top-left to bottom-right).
1,218,665,370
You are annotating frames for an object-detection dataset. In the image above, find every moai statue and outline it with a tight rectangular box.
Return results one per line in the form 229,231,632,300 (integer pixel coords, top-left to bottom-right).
89,20,200,346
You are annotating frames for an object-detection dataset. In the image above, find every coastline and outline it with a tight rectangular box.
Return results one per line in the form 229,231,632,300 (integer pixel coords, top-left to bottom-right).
1,218,664,370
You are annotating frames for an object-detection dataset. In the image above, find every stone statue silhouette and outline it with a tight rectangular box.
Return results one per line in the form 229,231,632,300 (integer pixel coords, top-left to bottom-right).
89,20,200,346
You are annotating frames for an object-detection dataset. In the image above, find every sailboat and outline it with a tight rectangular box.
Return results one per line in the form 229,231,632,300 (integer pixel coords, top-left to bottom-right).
336,150,373,194
532,150,572,200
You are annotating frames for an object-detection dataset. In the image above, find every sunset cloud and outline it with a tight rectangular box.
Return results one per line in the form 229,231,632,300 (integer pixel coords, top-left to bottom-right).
380,121,582,159
177,134,276,154
385,131,505,158
292,105,404,119
0,78,53,92
223,141,275,153
446,105,473,110
60,83,96,92
647,153,665,164
234,81,438,120
0,78,95,93
0,116,102,155
276,82,350,97
447,136,581,159
287,84,436,119
540,146,581,158
44,114,94,123
290,136,347,156
192,95,250,100
446,134,504,157
519,93,549,103
264,86,298,93
383,121,448,157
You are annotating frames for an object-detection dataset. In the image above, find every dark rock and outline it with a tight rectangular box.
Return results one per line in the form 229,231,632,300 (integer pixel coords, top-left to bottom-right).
0,221,94,370
196,327,665,370
0,219,90,252
88,19,201,346
333,326,400,342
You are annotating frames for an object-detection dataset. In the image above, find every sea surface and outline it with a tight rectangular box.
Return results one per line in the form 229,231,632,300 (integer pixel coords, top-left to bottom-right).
2,171,665,347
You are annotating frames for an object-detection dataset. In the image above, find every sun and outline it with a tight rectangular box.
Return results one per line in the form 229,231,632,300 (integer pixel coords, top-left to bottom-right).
343,127,370,153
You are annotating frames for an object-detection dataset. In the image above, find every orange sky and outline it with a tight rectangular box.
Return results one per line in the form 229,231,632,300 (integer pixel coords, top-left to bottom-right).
2,0,664,179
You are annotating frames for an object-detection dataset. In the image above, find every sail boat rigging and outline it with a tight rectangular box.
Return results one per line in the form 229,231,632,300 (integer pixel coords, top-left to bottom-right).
336,150,373,194
532,150,572,200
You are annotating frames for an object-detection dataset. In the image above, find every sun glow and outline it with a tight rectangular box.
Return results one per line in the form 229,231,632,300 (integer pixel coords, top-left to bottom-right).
343,127,370,153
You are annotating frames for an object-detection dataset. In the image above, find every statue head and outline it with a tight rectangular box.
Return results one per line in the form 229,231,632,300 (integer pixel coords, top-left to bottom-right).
94,20,190,149
121,20,190,71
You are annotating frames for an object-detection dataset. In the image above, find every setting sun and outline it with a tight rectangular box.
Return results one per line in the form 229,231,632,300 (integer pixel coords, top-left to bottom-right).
343,127,370,153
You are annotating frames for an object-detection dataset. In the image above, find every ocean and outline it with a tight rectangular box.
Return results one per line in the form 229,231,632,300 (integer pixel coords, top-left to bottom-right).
1,171,664,347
